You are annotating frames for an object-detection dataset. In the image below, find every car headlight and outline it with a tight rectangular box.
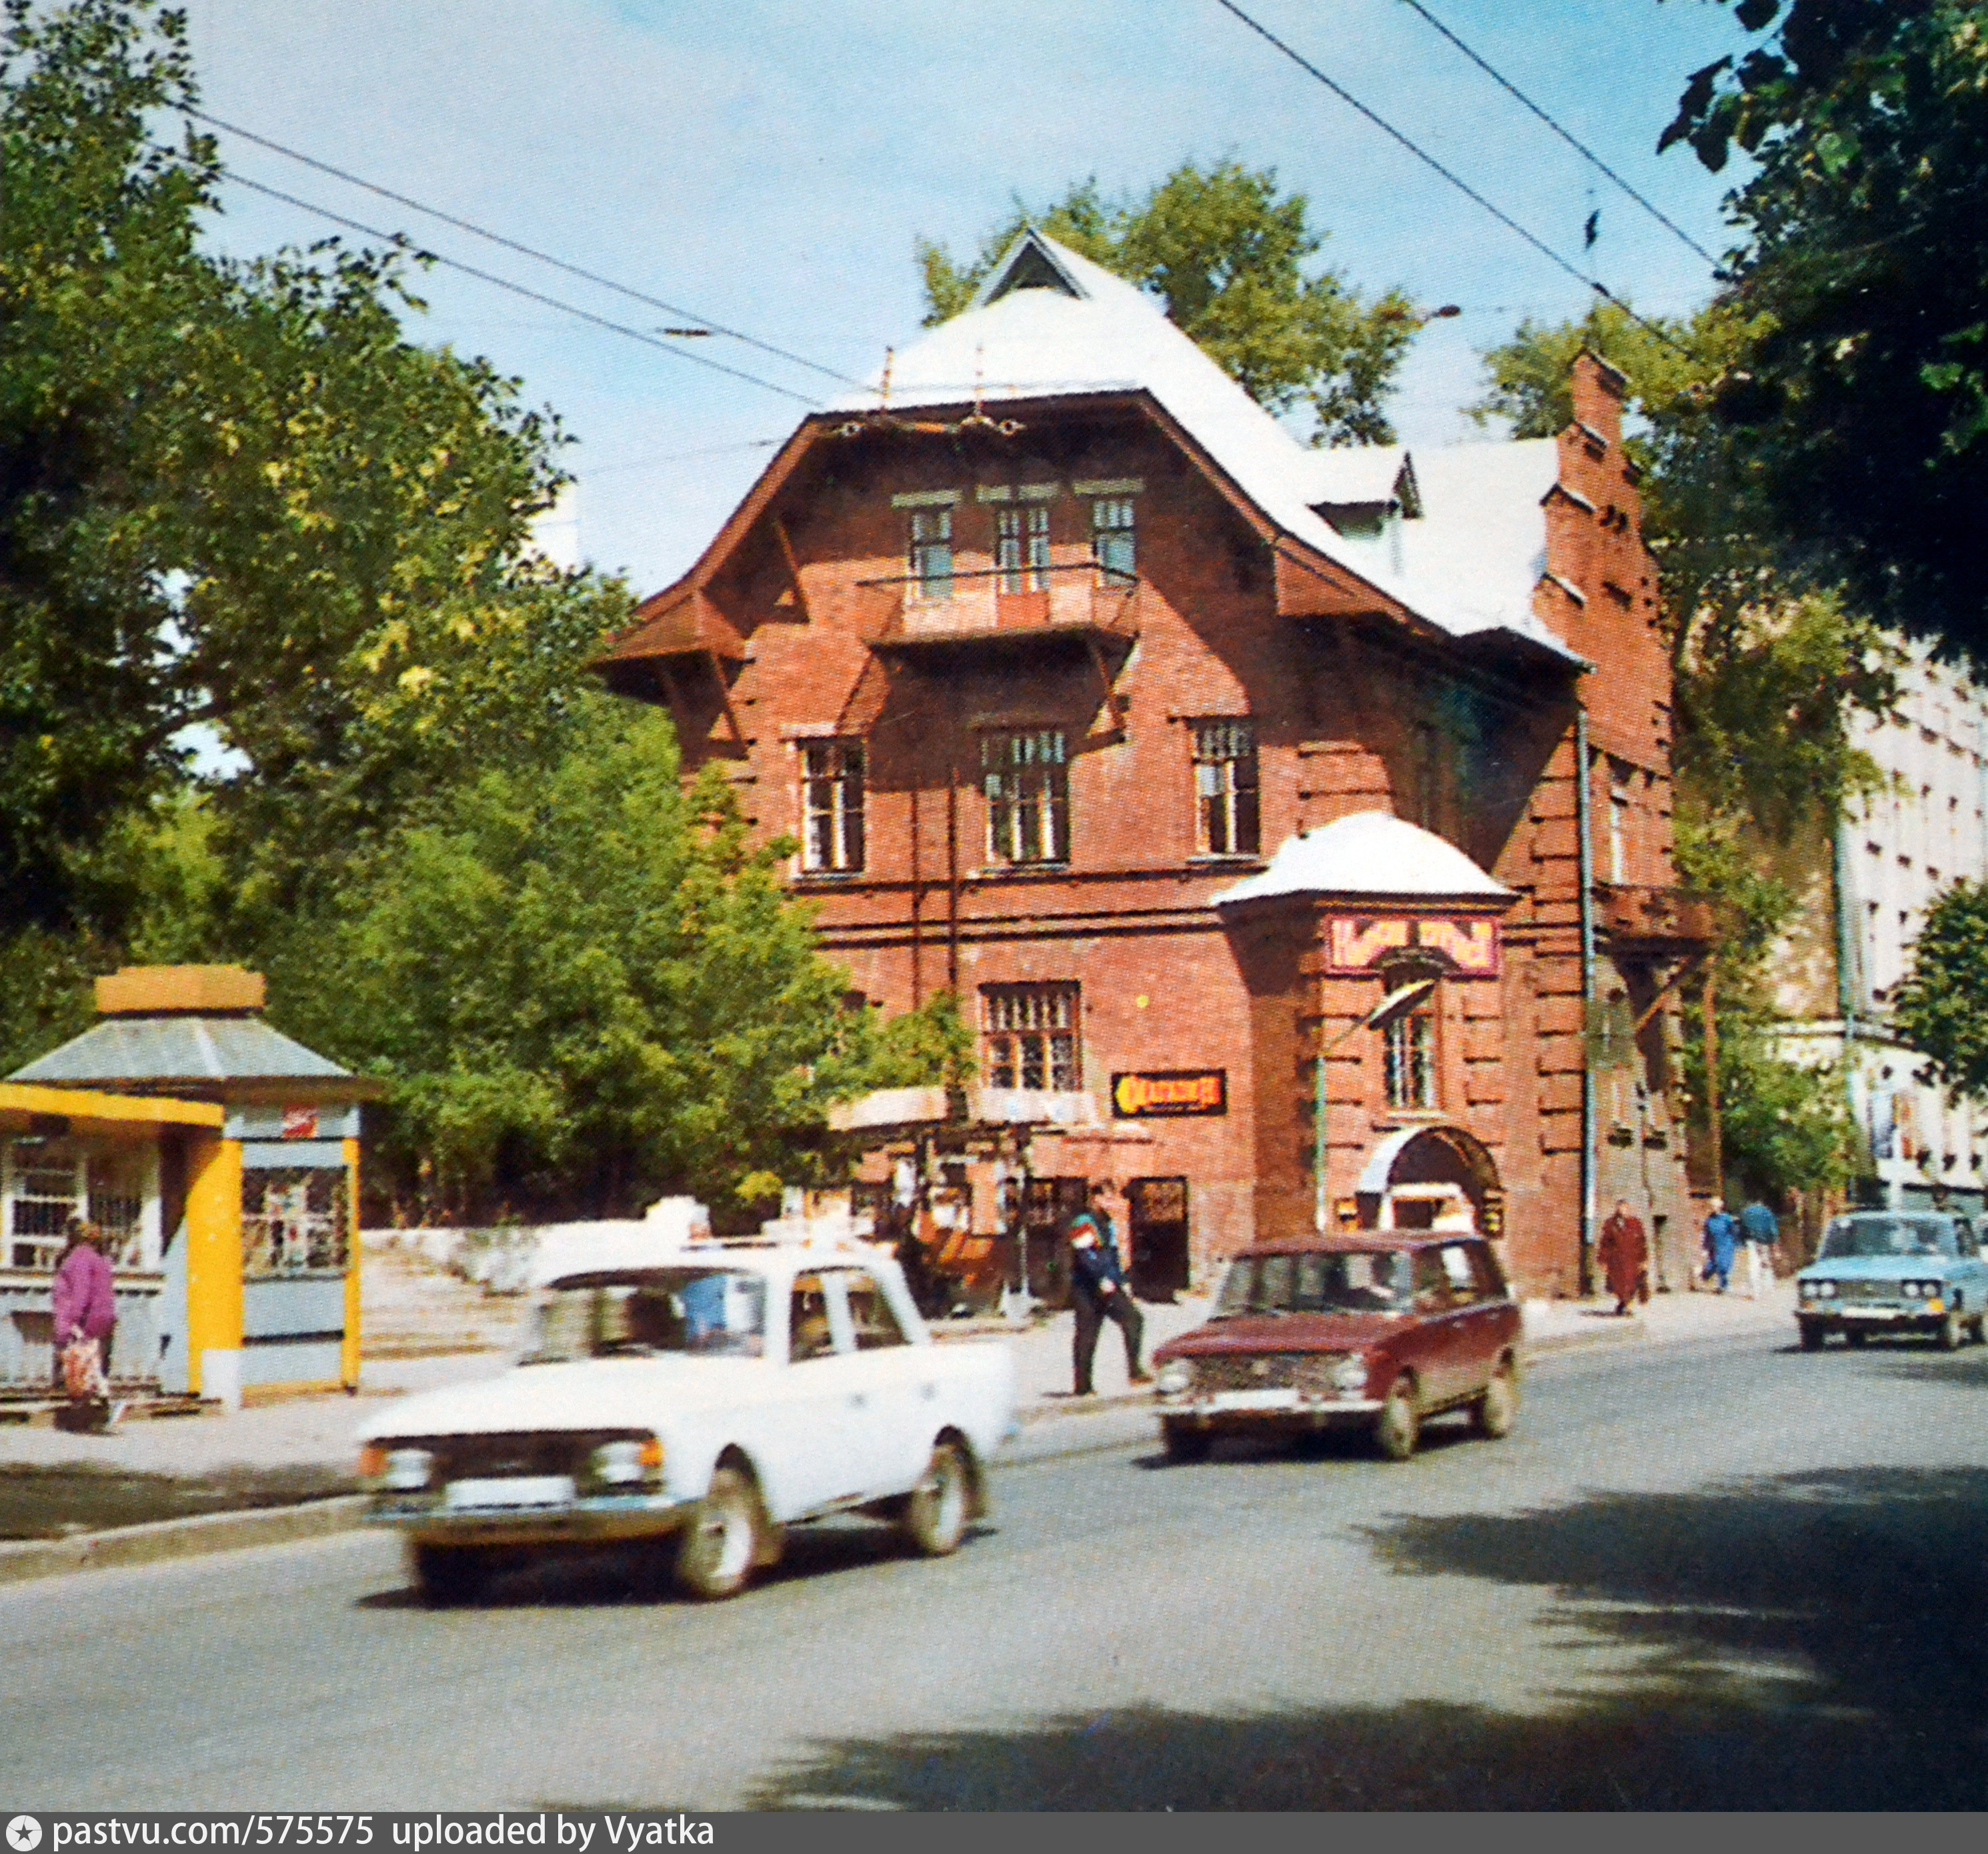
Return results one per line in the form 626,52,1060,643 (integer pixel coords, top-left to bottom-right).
588,1436,664,1489
1331,1354,1370,1397
1904,1281,1924,1299
366,1446,433,1492
1155,1360,1194,1397
1799,1280,1818,1300
1814,1280,1837,1299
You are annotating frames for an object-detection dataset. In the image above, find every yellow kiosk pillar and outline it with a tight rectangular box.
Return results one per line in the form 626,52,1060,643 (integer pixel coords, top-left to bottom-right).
185,1132,244,1404
341,1134,363,1390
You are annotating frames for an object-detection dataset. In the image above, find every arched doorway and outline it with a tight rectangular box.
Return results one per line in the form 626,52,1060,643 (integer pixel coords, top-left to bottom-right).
1356,1125,1503,1236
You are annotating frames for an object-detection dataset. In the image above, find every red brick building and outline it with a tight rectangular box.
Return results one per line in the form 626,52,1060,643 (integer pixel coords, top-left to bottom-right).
597,231,1711,1298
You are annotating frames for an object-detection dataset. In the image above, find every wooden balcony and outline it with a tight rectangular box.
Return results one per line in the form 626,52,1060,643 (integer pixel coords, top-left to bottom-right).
861,564,1142,658
1595,882,1718,954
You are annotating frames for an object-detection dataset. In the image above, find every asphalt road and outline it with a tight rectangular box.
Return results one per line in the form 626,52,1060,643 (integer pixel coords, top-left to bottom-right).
7,1324,1988,1811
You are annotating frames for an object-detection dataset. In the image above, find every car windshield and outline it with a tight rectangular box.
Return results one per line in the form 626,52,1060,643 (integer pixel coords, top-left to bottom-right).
1215,1250,1412,1316
1818,1216,1957,1260
524,1268,768,1362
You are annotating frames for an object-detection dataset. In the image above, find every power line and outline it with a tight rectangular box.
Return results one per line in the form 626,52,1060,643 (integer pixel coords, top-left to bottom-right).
1208,0,1701,363
206,162,822,405
578,437,784,478
187,108,875,395
1392,0,1722,267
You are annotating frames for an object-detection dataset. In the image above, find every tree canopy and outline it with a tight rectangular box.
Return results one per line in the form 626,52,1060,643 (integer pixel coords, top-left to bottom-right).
918,161,1418,443
1892,881,1988,1103
1660,0,1988,661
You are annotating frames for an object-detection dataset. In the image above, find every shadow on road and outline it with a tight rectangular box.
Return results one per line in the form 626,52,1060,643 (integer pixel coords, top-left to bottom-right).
736,1465,1988,1809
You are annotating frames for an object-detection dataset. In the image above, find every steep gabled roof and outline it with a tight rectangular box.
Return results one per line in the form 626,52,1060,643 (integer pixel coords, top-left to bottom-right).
830,229,1579,666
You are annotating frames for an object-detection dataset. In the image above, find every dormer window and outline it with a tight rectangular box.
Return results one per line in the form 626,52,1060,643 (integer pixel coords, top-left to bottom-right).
1092,498,1136,584
908,508,953,602
996,506,1050,594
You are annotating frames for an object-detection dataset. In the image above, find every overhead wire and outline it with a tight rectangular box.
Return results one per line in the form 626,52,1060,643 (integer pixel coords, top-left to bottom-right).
1392,0,1723,268
185,107,876,396
1207,0,1703,363
203,162,822,405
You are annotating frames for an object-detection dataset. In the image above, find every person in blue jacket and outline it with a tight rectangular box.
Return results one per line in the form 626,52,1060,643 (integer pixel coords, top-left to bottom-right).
1702,1196,1741,1293
1068,1182,1150,1396
1738,1198,1780,1300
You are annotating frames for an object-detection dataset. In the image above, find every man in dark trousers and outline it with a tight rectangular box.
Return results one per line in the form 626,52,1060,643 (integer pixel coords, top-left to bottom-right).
1069,1181,1150,1396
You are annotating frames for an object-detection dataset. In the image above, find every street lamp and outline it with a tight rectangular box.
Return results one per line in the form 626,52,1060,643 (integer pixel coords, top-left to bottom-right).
1314,973,1441,1234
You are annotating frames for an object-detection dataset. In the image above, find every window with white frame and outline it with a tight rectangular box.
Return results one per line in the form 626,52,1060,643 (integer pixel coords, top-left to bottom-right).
1194,719,1260,856
982,729,1069,865
996,506,1050,594
908,507,953,602
982,984,1080,1091
3,1138,152,1270
1384,1013,1438,1111
800,739,866,873
1092,498,1136,583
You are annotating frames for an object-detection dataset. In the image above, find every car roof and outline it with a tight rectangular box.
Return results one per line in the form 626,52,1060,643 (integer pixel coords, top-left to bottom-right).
541,1240,890,1291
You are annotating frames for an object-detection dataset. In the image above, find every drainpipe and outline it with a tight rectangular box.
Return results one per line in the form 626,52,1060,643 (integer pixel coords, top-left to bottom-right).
1576,710,1598,1297
1834,817,1864,1207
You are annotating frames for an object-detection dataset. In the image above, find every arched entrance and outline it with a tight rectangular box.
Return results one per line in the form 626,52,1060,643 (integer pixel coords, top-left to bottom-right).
1356,1125,1503,1235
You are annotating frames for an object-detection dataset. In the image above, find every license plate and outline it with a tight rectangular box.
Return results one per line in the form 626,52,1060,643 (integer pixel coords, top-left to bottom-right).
1207,1388,1301,1412
445,1475,575,1510
1839,1308,1905,1320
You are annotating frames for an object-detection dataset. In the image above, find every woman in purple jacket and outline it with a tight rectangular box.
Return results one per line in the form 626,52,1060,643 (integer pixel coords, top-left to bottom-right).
51,1216,117,1426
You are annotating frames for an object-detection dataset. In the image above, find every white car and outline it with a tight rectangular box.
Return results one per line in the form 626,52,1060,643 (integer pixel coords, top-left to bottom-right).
355,1233,1016,1604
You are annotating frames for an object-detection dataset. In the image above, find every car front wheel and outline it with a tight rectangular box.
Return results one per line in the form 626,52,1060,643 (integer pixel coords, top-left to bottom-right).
1374,1377,1420,1461
902,1440,972,1557
411,1542,492,1607
1939,1312,1965,1352
1162,1419,1211,1464
1798,1320,1827,1351
676,1465,764,1600
1472,1359,1519,1439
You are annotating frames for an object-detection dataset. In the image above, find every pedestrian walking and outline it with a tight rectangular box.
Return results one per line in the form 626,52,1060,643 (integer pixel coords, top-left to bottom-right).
50,1216,117,1431
1597,1198,1651,1314
1739,1198,1779,1300
1701,1196,1740,1294
1068,1181,1149,1396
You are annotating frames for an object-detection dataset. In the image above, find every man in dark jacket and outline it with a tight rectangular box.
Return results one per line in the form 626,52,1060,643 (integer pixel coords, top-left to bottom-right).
1739,1198,1779,1300
1069,1182,1149,1396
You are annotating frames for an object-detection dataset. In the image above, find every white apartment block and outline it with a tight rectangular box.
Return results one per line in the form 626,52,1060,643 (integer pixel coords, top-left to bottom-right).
1778,642,1988,1213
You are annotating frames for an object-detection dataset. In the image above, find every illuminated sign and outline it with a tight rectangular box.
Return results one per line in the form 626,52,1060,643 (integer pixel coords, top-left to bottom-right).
1324,914,1500,976
1112,1070,1228,1118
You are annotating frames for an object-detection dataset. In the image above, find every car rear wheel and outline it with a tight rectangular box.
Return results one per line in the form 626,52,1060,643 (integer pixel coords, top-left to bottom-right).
411,1542,492,1607
1939,1312,1965,1351
902,1440,972,1556
1162,1420,1210,1464
1472,1359,1520,1439
675,1465,763,1600
1374,1377,1420,1461
1798,1320,1827,1351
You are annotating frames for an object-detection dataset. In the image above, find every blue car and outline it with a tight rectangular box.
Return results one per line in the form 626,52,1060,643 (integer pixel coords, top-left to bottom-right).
1795,1212,1988,1350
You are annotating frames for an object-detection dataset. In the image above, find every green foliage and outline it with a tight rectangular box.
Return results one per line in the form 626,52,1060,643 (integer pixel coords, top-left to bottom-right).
1,0,626,944
1893,881,1988,1102
1659,0,1988,660
1682,1014,1861,1202
917,161,1417,443
269,704,877,1222
864,991,978,1093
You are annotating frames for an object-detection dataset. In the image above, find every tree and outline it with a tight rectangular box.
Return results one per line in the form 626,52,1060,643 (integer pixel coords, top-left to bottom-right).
1,0,620,945
271,703,881,1223
1892,881,1988,1102
918,161,1418,443
1659,0,1988,660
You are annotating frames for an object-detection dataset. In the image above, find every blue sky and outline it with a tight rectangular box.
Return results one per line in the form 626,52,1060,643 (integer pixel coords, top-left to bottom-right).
179,0,1758,598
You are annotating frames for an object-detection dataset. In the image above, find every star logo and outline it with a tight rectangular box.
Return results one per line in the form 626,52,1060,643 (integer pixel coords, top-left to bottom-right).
8,1817,43,1852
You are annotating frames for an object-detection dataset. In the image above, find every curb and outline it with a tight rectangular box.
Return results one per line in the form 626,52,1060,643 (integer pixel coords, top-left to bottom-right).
0,1494,369,1589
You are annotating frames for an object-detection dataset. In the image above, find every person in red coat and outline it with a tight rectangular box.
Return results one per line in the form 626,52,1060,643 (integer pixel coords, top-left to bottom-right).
1597,1198,1651,1316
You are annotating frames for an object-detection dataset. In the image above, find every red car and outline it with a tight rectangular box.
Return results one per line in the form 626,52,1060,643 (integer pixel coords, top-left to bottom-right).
1150,1234,1523,1462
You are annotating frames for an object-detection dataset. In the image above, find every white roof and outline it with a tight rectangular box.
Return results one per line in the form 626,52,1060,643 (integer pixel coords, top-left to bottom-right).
841,231,1579,666
1212,810,1513,906
1394,440,1562,642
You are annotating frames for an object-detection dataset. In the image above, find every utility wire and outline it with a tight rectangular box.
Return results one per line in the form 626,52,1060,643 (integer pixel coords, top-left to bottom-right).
1393,0,1721,267
208,163,821,405
1208,0,1701,362
187,108,875,395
